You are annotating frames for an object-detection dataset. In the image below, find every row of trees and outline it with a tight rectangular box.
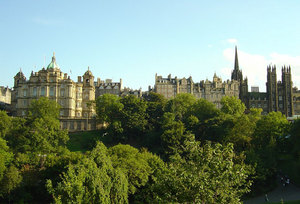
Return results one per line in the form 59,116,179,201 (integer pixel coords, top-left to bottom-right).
95,93,299,195
0,94,299,203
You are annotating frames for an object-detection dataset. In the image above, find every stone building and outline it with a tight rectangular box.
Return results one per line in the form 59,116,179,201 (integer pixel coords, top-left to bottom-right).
95,78,123,98
231,46,249,107
154,73,239,108
154,46,300,117
0,86,11,104
0,86,11,112
247,65,300,117
11,53,97,131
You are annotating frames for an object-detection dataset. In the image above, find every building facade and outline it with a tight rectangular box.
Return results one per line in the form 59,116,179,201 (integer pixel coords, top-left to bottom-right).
154,73,239,109
155,47,300,117
95,78,123,98
0,86,11,104
11,53,99,131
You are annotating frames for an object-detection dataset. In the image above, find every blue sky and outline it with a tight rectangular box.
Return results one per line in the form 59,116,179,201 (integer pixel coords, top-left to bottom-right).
1,0,300,92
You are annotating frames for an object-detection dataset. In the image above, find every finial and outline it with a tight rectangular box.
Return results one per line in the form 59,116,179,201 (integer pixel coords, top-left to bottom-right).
20,67,22,73
88,66,90,71
53,52,55,57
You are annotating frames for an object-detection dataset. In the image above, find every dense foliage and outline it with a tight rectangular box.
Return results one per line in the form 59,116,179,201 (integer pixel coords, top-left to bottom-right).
0,94,298,203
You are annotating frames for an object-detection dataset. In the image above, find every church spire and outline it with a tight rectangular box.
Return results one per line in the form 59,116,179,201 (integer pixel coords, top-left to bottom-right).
234,46,239,70
231,46,243,81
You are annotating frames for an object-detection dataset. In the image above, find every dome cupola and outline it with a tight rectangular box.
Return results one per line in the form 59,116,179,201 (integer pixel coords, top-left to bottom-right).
47,52,60,70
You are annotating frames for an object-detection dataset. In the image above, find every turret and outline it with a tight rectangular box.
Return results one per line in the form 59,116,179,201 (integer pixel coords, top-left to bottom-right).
83,67,94,87
14,68,26,87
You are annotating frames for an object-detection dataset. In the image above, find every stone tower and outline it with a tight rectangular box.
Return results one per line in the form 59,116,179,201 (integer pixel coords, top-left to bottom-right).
266,65,278,112
82,67,95,118
281,66,293,116
231,46,248,107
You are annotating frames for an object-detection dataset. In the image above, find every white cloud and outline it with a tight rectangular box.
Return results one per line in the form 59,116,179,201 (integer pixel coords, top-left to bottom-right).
221,48,300,92
227,38,238,44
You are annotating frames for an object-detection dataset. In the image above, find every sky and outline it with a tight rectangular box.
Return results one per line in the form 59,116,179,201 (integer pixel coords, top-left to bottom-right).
1,0,300,92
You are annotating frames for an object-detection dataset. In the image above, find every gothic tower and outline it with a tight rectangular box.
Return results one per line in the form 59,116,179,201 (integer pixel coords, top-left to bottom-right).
231,46,248,107
266,65,278,112
281,66,293,116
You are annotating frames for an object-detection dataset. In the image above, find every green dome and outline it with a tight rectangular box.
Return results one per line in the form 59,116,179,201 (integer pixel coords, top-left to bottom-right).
47,52,60,70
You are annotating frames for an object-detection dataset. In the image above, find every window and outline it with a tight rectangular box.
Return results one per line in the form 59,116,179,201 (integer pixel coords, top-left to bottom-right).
23,89,27,97
60,89,65,97
50,87,54,96
33,87,37,96
60,110,64,116
23,100,27,106
41,87,45,96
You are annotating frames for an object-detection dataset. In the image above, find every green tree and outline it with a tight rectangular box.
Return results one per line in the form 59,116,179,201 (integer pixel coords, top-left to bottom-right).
145,92,167,130
0,110,11,138
133,150,169,203
0,165,22,202
165,93,197,121
47,142,129,204
221,96,246,116
190,98,220,122
26,97,69,154
247,111,290,187
4,117,31,153
108,144,151,195
223,108,262,151
290,119,300,159
161,112,195,156
95,94,124,124
153,142,253,203
119,95,148,139
0,138,13,184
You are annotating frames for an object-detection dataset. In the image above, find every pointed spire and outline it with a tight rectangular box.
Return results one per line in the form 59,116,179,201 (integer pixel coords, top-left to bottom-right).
52,52,56,62
234,46,239,70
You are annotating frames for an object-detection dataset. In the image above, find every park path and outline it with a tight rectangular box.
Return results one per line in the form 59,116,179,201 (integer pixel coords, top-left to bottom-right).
244,177,300,204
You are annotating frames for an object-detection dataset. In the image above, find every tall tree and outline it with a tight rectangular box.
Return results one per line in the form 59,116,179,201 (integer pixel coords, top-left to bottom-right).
0,110,11,139
147,142,253,203
95,94,124,124
221,96,246,116
26,97,69,154
119,95,148,139
108,144,151,195
165,93,197,121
